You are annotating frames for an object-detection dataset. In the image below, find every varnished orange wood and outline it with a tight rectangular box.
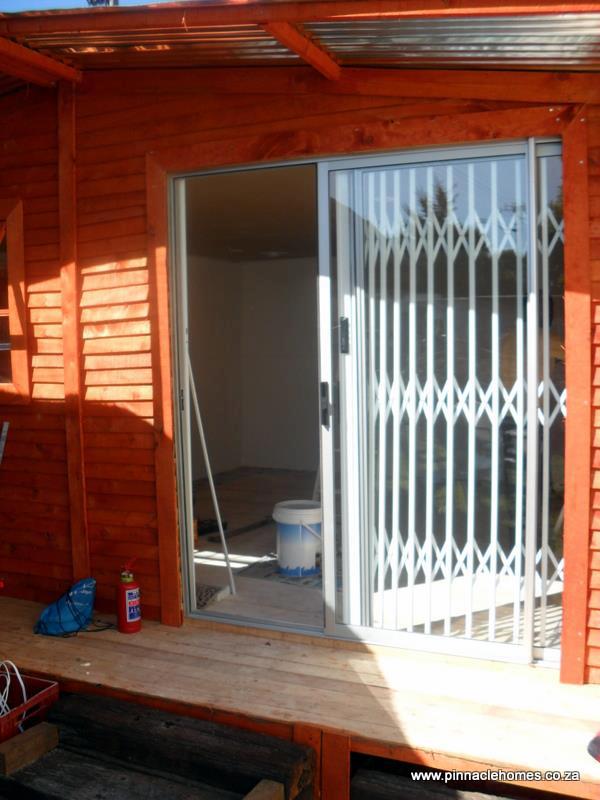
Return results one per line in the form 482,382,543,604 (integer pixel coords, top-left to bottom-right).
0,36,80,86
293,724,322,799
150,103,570,176
146,153,182,627
321,732,350,800
0,197,30,405
561,108,593,684
59,82,89,582
0,55,597,682
264,21,341,80
561,108,592,683
3,1,600,35
76,99,508,167
80,66,600,105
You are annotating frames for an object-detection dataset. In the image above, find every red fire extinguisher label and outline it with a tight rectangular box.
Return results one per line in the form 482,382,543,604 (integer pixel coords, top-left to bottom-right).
126,587,141,622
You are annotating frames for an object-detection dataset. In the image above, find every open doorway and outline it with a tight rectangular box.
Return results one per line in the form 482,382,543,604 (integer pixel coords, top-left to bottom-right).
177,164,323,629
173,142,564,661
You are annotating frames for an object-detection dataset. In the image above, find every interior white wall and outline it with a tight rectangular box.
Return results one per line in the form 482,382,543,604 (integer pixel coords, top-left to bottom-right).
187,255,243,479
240,257,319,472
187,255,319,481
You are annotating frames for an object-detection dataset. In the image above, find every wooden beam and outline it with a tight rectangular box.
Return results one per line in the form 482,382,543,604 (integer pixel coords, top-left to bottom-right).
59,81,90,582
0,36,79,86
80,66,600,106
561,108,592,684
1,2,599,35
264,22,340,80
0,723,58,776
321,733,350,800
146,153,183,627
293,724,321,799
150,103,571,176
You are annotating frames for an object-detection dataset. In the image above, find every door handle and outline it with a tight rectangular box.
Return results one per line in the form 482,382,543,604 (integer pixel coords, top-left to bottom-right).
340,317,350,354
320,382,331,429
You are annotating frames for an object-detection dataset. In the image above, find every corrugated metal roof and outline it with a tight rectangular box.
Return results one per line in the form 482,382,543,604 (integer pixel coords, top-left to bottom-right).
20,24,301,68
1,6,600,75
304,14,600,69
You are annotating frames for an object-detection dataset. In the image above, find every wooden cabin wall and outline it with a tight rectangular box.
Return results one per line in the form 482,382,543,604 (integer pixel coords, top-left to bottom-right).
0,87,73,607
72,71,600,670
73,72,538,627
588,106,600,683
0,69,599,681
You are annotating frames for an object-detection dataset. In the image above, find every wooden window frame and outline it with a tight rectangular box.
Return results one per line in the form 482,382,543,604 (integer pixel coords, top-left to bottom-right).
0,198,30,403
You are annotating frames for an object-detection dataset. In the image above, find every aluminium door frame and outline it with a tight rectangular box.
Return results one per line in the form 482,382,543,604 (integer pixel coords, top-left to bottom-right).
170,139,563,664
319,138,563,665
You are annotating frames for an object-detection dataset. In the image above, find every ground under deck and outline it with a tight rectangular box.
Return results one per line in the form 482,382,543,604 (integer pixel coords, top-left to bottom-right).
1,597,599,798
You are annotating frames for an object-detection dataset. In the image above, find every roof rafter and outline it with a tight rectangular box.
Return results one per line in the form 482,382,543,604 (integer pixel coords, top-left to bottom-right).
264,21,340,80
0,36,80,85
0,1,599,36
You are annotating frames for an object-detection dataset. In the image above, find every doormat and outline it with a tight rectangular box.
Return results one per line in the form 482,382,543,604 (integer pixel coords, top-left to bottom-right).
239,557,322,590
195,583,231,609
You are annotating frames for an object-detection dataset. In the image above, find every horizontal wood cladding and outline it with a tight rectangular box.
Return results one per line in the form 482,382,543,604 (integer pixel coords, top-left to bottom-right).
74,70,598,660
73,86,156,614
589,107,600,682
0,67,598,650
0,88,71,605
76,77,497,625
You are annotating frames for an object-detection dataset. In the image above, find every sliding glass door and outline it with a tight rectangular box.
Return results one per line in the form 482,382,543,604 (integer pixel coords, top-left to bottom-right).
319,141,565,661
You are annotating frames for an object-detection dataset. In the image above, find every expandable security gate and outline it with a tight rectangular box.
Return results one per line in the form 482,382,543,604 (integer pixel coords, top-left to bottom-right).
319,140,565,662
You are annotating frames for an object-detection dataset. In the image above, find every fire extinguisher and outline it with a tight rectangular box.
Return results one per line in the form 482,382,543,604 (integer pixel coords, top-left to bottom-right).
117,560,142,634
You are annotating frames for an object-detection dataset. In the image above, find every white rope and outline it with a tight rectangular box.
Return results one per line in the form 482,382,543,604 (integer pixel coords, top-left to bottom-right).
0,661,27,724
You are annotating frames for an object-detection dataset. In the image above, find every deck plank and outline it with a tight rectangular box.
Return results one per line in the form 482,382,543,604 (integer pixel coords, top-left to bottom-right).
1,598,600,798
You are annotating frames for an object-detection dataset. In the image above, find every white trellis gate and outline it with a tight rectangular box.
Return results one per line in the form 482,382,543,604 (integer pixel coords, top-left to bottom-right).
319,140,565,662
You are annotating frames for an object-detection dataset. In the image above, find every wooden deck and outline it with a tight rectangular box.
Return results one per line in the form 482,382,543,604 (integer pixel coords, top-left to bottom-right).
1,597,600,799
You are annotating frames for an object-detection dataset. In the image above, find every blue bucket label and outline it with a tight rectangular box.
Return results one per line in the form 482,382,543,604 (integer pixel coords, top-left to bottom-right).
276,520,322,576
126,587,141,622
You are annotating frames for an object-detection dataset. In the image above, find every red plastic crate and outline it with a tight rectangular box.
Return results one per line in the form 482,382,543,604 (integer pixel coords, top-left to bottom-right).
0,673,59,742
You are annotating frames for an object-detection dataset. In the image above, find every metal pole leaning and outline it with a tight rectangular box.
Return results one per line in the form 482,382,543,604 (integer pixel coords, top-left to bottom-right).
187,353,236,596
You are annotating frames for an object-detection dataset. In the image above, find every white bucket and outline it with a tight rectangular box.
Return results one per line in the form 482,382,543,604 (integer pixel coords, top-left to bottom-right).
273,500,322,577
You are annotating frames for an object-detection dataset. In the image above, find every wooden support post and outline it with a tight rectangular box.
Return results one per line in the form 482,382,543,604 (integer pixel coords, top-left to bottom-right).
561,107,592,684
146,154,183,626
321,732,350,800
263,22,341,80
293,723,322,799
59,81,90,581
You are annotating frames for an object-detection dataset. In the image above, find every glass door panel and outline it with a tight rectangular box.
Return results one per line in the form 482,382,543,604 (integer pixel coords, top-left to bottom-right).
327,143,564,658
534,149,565,653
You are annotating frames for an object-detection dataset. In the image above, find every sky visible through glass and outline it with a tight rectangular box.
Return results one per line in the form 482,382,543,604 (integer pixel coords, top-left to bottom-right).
0,1,174,9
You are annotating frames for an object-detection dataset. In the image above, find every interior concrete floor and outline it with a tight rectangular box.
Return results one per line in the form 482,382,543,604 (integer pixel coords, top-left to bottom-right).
193,467,323,628
191,468,563,651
